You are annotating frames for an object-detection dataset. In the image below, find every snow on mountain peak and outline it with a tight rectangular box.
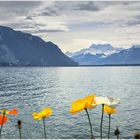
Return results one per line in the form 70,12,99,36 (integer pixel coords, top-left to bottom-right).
66,44,123,57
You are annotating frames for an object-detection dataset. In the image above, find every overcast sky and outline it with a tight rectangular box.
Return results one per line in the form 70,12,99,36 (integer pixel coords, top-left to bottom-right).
0,1,140,52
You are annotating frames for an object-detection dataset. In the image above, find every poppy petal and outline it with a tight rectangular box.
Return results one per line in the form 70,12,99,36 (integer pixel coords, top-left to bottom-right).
104,105,117,115
40,108,53,118
9,108,18,115
32,112,42,120
0,115,8,125
69,99,87,114
0,110,10,115
83,94,96,109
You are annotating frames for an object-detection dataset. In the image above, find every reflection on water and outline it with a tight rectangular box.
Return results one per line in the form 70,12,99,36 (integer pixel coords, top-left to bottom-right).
0,67,140,139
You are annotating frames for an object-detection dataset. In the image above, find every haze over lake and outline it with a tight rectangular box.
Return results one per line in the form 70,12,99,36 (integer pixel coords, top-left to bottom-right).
0,66,139,139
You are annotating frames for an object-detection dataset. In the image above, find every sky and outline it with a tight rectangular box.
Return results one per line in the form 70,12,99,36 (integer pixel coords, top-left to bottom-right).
0,1,140,53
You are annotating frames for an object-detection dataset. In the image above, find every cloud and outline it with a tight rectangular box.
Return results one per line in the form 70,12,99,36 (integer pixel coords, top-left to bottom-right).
10,19,69,34
26,16,33,20
127,20,140,26
0,1,68,33
0,1,42,16
0,1,140,52
77,1,101,11
135,15,140,20
39,10,58,16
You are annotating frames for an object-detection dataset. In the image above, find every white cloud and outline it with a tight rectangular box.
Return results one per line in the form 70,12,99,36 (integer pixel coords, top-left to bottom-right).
0,1,140,52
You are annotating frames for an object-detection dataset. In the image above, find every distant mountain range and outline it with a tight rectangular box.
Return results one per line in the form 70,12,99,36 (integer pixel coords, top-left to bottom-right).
0,26,140,66
66,44,140,65
66,44,123,57
0,26,78,66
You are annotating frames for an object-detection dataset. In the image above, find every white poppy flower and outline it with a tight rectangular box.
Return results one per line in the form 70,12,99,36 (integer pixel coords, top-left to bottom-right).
94,96,120,107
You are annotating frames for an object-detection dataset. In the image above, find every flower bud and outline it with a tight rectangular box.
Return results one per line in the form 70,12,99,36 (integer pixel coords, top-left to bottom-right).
114,127,120,136
134,132,140,139
17,120,22,129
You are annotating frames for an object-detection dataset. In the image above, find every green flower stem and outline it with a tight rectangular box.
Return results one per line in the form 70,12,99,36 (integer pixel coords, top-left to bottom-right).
108,114,111,139
115,127,120,139
0,111,6,138
42,117,47,139
100,104,104,139
117,134,119,139
85,108,94,139
18,127,22,139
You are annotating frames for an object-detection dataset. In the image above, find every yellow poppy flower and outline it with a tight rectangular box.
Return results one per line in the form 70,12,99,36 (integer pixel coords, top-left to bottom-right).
32,108,53,139
69,94,96,114
32,112,42,120
69,94,96,138
69,99,87,114
104,105,117,115
32,108,53,121
40,108,53,118
83,94,96,109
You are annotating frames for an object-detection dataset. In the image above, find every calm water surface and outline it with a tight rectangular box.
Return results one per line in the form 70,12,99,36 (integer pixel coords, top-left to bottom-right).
0,67,140,139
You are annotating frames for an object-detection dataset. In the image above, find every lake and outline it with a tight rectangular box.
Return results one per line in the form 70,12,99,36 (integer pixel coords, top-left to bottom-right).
0,66,140,139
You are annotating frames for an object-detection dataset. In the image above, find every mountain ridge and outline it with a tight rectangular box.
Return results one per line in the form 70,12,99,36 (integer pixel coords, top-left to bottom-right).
66,44,140,65
0,26,78,66
66,44,123,57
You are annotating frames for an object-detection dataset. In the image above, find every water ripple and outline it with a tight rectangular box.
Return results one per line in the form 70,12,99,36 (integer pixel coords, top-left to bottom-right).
0,66,140,139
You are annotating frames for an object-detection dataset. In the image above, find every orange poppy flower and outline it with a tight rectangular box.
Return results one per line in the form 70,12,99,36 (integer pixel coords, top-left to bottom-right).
8,108,18,115
0,108,18,126
0,108,18,115
0,115,8,125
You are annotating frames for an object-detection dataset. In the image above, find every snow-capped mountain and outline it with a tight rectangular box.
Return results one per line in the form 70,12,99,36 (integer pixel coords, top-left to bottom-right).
0,26,78,66
100,45,140,65
66,44,123,57
71,53,105,65
66,44,140,65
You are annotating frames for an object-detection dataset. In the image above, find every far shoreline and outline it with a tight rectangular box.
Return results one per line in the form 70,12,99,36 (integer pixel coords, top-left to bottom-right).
0,64,140,67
